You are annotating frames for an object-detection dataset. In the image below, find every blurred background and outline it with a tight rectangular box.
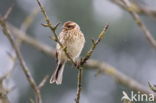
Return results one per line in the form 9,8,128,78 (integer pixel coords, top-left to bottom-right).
0,0,156,103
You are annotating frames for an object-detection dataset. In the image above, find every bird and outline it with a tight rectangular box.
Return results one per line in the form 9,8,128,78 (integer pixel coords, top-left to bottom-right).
50,21,85,85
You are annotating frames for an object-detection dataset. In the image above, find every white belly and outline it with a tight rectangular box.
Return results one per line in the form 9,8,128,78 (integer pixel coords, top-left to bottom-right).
58,37,85,61
67,40,84,59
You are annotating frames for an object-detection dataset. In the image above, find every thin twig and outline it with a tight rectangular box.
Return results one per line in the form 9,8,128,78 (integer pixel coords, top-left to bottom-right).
75,69,83,103
80,25,109,66
111,0,156,19
0,44,16,103
20,8,39,32
0,17,42,103
86,59,156,100
148,82,156,93
3,4,14,20
115,0,156,48
36,0,77,66
38,75,49,89
0,76,10,103
1,7,47,102
8,22,54,56
74,25,109,103
0,53,16,101
0,65,15,82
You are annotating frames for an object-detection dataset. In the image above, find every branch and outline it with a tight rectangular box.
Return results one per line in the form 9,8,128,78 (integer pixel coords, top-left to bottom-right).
8,22,54,56
75,69,83,103
38,75,49,89
0,63,15,82
5,21,156,99
0,17,42,103
112,0,156,48
20,8,39,32
74,25,109,103
80,25,109,66
111,0,156,19
0,76,10,103
3,4,14,20
36,0,77,66
1,7,49,102
148,82,156,93
0,63,15,103
0,33,16,103
86,59,156,100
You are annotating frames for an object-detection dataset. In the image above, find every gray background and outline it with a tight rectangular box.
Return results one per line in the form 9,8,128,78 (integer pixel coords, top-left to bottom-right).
0,0,156,103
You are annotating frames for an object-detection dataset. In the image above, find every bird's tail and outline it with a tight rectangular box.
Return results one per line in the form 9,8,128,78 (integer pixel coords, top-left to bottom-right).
50,61,65,85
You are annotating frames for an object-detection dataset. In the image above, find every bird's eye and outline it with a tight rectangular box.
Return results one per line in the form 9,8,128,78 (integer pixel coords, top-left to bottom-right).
67,25,73,28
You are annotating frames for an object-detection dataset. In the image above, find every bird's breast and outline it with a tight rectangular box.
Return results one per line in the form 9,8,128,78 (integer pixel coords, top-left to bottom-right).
57,30,85,60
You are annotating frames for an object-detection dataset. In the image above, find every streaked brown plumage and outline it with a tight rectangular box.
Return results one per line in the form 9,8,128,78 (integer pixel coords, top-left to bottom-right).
50,21,85,85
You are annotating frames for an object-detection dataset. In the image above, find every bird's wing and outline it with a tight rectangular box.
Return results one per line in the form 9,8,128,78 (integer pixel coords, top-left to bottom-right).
56,32,65,50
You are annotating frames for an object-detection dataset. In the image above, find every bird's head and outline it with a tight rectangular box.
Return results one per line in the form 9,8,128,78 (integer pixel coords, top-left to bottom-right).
63,21,80,31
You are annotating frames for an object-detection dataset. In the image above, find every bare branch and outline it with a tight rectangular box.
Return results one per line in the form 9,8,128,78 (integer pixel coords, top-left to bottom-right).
3,4,14,20
75,25,109,103
7,23,55,56
0,17,42,103
75,69,83,103
38,75,49,89
148,82,156,93
36,0,77,66
86,59,156,99
113,0,156,48
20,8,39,32
79,25,109,66
0,57,16,103
0,65,15,82
0,80,9,103
111,0,156,19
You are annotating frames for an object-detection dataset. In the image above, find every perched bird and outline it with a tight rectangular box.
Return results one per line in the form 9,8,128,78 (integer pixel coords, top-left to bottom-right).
50,21,85,85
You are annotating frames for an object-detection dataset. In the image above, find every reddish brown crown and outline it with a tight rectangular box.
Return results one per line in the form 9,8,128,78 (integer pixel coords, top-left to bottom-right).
63,21,76,30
